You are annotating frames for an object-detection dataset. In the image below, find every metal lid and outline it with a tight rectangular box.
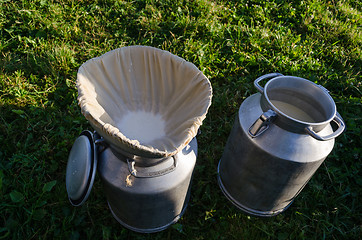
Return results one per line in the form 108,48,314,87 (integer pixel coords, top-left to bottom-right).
66,130,97,206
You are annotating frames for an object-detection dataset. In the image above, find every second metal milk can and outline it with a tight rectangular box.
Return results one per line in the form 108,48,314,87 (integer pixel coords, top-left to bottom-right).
218,73,345,216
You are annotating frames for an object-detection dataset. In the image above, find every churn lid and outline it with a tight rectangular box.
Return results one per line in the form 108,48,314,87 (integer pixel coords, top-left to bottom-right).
66,130,97,206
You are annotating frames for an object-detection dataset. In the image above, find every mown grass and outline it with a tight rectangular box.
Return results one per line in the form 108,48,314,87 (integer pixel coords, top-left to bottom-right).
0,0,361,239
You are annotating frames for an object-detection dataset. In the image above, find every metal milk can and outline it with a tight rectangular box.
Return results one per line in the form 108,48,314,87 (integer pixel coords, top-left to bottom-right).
66,130,197,233
65,46,212,232
98,137,197,233
217,73,345,216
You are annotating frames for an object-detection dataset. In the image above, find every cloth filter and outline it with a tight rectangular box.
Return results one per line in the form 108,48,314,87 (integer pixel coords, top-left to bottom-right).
77,46,212,158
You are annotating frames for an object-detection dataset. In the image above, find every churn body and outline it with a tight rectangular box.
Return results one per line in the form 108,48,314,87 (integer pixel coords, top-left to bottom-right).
98,138,197,233
218,74,345,216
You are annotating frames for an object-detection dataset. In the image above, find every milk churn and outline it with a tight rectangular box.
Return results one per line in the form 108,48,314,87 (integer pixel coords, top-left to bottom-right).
66,130,198,232
65,46,212,232
217,73,345,216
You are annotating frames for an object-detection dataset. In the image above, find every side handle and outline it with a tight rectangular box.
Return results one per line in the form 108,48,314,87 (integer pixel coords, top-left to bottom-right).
254,73,284,93
305,114,345,141
249,110,277,138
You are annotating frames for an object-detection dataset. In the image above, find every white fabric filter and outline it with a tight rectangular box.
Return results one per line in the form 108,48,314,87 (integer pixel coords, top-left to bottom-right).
77,46,212,158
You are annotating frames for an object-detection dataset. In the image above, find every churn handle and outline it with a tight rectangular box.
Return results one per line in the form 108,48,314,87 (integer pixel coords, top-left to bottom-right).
305,113,345,141
248,110,278,138
254,73,284,93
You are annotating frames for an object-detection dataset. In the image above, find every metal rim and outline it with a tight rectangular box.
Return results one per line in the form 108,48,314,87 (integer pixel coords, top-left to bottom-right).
263,76,336,127
107,200,188,233
217,160,291,217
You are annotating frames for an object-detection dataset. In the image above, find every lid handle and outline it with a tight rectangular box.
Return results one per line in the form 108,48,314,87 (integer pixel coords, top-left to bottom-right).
254,73,284,93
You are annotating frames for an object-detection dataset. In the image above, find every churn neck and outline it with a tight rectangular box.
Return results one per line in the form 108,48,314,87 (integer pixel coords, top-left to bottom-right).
260,76,337,133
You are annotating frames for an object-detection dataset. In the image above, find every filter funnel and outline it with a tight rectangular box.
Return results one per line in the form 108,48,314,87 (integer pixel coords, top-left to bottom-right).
77,46,212,158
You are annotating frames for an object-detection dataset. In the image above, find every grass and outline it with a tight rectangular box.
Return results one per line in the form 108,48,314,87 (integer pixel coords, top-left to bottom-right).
0,0,361,239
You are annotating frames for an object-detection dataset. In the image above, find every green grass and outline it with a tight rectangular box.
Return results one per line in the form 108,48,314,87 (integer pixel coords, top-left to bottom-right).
0,0,361,239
